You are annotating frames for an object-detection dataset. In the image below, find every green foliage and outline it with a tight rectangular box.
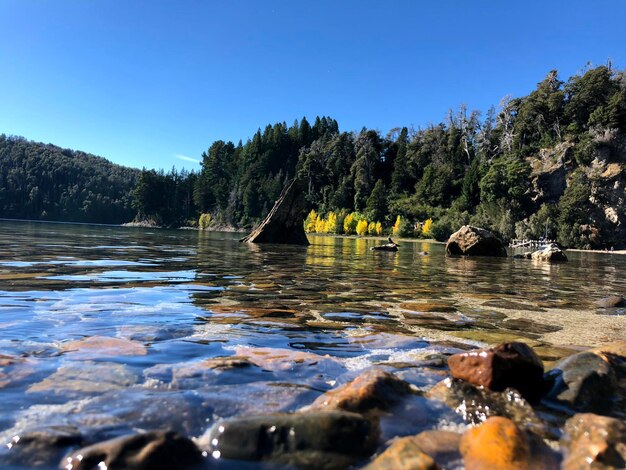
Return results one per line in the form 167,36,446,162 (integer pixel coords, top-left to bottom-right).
0,135,138,224
557,170,593,247
5,64,623,246
430,209,470,241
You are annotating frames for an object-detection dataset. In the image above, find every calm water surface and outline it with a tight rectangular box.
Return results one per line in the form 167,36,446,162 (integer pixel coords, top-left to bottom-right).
0,220,624,468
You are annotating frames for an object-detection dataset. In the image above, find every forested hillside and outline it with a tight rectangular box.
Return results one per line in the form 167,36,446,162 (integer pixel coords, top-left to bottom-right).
0,135,139,224
3,64,625,248
138,65,625,248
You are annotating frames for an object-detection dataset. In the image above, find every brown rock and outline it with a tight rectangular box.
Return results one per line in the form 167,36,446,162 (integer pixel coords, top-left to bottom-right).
363,436,439,470
460,416,558,470
306,368,413,414
445,225,507,257
240,178,310,245
561,413,626,470
447,342,545,402
61,430,202,470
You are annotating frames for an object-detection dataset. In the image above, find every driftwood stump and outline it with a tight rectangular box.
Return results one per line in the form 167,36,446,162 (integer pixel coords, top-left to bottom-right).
240,179,310,245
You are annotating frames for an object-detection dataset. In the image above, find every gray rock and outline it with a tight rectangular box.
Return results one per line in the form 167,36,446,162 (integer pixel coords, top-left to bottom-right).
61,430,203,470
530,243,568,262
198,411,378,469
544,352,617,413
2,425,83,468
594,295,626,309
445,226,507,257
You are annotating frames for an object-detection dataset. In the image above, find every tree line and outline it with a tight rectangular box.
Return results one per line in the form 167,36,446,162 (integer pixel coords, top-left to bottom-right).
2,64,624,248
136,64,624,248
0,135,139,224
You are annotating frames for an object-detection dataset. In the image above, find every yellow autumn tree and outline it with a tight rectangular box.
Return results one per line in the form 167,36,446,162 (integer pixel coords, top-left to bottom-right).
315,216,326,233
344,213,357,234
304,210,318,233
375,222,383,235
392,215,402,235
422,218,433,237
367,221,377,235
198,213,212,230
356,219,369,236
325,211,337,233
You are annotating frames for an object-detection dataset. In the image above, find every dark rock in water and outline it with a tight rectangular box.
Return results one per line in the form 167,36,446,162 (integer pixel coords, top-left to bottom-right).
240,179,309,245
363,436,439,470
370,244,398,252
426,378,549,437
530,244,568,262
460,416,559,470
371,237,400,252
445,225,507,257
61,430,203,470
2,425,83,468
544,352,617,413
561,413,626,470
305,368,413,414
594,295,626,308
447,342,546,402
199,411,378,469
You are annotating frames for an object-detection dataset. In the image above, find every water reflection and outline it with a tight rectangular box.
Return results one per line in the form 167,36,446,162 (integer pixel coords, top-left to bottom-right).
0,220,625,468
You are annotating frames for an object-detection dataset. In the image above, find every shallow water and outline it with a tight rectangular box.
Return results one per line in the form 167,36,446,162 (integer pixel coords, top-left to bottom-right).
0,220,624,468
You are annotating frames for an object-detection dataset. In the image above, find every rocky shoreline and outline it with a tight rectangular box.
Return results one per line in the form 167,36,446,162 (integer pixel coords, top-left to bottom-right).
4,340,625,469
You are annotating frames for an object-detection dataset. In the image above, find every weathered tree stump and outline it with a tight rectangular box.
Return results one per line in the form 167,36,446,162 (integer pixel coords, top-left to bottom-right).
240,179,310,245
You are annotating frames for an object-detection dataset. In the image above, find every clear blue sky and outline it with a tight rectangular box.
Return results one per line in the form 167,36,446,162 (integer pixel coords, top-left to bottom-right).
1,1,624,171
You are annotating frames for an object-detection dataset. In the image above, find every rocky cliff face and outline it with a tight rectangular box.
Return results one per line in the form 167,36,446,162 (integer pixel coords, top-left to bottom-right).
528,136,626,248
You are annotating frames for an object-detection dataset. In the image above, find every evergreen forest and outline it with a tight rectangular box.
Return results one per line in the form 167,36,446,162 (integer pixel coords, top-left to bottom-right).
2,65,625,248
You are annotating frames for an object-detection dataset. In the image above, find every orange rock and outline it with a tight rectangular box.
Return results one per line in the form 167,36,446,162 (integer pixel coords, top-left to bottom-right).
460,417,558,470
306,368,413,414
363,436,440,470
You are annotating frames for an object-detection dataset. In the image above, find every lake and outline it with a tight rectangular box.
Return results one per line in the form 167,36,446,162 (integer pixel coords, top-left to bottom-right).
0,220,624,468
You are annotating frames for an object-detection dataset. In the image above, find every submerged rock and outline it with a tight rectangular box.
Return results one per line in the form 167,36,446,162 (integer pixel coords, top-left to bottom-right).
460,416,559,470
561,413,626,469
409,430,463,469
594,295,626,309
363,436,439,470
61,430,202,470
240,178,310,245
61,335,148,359
198,411,378,469
445,225,507,257
447,342,546,402
530,244,568,262
426,378,547,435
27,362,137,395
305,368,414,414
544,352,617,413
3,425,84,468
